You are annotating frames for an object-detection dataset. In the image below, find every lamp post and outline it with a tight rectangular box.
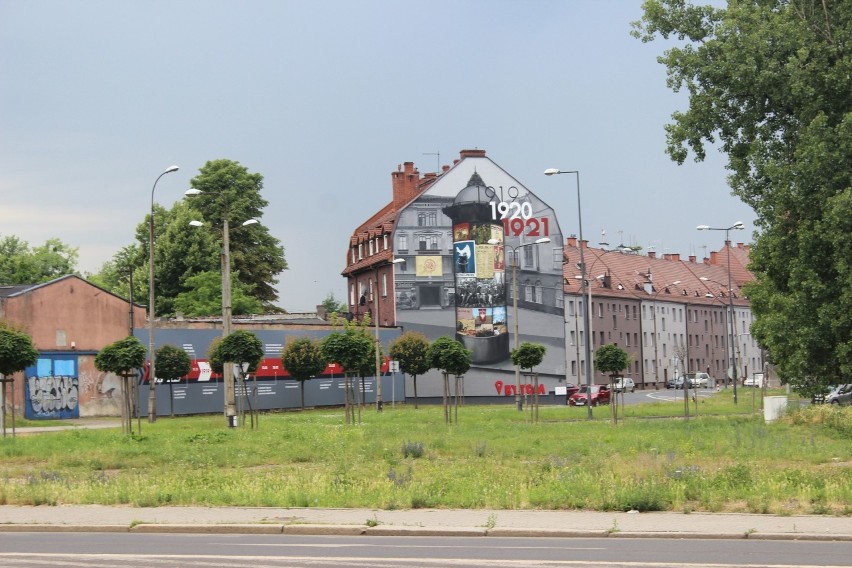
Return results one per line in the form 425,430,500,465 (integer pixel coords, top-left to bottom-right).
501,237,551,411
372,258,405,412
147,164,179,423
544,168,593,419
697,221,745,404
188,188,258,426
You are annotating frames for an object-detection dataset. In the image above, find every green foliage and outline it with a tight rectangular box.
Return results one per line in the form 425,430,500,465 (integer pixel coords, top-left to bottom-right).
0,235,78,284
427,336,471,376
320,319,374,375
2,401,852,514
0,322,39,376
173,270,262,316
281,337,326,382
154,344,191,382
218,330,264,373
633,1,852,392
207,337,224,375
282,337,327,409
389,332,432,377
510,342,546,371
320,293,346,315
87,245,145,303
595,344,629,376
187,159,287,309
94,336,146,375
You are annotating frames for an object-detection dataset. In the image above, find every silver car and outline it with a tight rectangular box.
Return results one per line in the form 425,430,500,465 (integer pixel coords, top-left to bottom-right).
825,384,852,406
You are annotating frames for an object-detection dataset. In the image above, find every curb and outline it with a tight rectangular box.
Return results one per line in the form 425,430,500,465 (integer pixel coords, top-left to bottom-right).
0,524,849,541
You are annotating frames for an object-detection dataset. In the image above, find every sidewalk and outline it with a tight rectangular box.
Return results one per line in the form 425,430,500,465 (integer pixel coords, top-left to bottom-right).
0,505,849,540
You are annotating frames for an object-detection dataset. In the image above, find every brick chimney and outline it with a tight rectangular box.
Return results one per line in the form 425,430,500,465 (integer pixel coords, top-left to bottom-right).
648,251,656,259
689,255,697,263
709,251,719,265
566,237,577,247
459,149,486,159
392,161,421,207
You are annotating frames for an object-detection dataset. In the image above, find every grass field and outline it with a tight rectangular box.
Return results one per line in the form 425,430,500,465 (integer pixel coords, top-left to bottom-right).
1,391,850,515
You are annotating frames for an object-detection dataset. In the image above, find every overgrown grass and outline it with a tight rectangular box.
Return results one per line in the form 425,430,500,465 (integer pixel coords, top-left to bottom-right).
1,394,850,515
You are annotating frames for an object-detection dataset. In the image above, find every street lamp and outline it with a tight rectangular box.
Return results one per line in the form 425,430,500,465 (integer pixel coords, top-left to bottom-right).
697,221,745,404
373,258,405,412
544,168,594,419
187,187,259,426
495,237,551,411
147,164,179,423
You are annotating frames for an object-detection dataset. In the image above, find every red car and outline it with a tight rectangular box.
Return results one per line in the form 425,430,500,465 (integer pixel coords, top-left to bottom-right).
568,385,611,407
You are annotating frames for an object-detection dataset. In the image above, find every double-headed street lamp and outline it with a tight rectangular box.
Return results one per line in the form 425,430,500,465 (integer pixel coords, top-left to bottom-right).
187,188,259,426
544,168,594,419
147,164,179,422
493,237,551,411
697,221,745,404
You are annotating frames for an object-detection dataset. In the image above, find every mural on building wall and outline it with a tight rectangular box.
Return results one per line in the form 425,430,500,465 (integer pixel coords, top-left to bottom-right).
394,171,566,395
25,356,80,419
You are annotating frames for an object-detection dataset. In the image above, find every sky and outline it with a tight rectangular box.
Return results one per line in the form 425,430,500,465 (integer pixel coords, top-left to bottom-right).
0,0,754,312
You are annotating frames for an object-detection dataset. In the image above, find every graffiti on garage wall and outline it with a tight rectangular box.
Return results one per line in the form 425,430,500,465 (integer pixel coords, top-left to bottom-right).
25,356,80,420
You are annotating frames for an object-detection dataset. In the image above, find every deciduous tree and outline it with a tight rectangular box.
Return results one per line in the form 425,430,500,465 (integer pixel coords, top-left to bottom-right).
281,337,327,409
633,0,852,393
389,332,431,409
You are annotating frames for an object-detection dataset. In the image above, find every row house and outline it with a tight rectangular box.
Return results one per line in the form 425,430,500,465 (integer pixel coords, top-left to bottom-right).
563,240,760,389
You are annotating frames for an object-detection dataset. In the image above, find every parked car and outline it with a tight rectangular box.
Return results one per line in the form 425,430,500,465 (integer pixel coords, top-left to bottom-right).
743,373,764,388
825,384,852,406
613,377,635,393
686,372,710,388
562,382,580,401
670,376,686,389
568,385,611,407
665,376,679,389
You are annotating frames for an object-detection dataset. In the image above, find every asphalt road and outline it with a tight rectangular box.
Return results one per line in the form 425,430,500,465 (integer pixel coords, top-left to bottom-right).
1,533,849,568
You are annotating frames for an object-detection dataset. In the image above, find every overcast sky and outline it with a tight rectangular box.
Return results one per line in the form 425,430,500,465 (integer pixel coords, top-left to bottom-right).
0,0,753,312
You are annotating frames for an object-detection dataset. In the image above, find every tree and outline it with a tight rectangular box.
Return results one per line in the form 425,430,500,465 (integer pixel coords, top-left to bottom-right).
388,332,432,409
94,336,146,434
0,235,78,284
427,337,472,425
632,1,852,393
173,270,262,317
320,292,347,316
320,320,374,424
281,337,327,409
511,342,547,373
218,330,265,428
0,322,39,436
596,343,629,424
187,159,287,309
155,344,191,417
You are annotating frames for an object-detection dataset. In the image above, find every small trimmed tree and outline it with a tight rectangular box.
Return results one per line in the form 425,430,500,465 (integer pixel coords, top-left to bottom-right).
595,343,629,424
427,337,472,425
320,320,373,424
155,344,191,417
389,331,432,409
95,336,147,434
281,337,327,409
219,330,264,428
511,342,547,422
0,322,39,436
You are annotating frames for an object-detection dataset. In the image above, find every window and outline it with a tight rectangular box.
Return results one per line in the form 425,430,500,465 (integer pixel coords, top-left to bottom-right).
418,234,438,250
552,248,562,270
534,282,543,304
350,284,355,306
399,234,408,250
417,210,437,226
358,244,363,260
369,240,374,256
524,283,533,302
570,330,576,346
383,234,388,250
568,301,575,316
350,248,356,264
523,245,534,268
382,273,388,297
555,293,563,309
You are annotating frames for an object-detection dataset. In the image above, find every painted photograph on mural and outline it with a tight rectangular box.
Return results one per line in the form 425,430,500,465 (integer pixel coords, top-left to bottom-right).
453,240,476,275
453,222,470,241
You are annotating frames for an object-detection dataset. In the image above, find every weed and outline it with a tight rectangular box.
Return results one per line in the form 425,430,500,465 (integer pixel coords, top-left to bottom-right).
608,518,620,534
485,513,497,531
366,515,380,527
402,441,424,459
